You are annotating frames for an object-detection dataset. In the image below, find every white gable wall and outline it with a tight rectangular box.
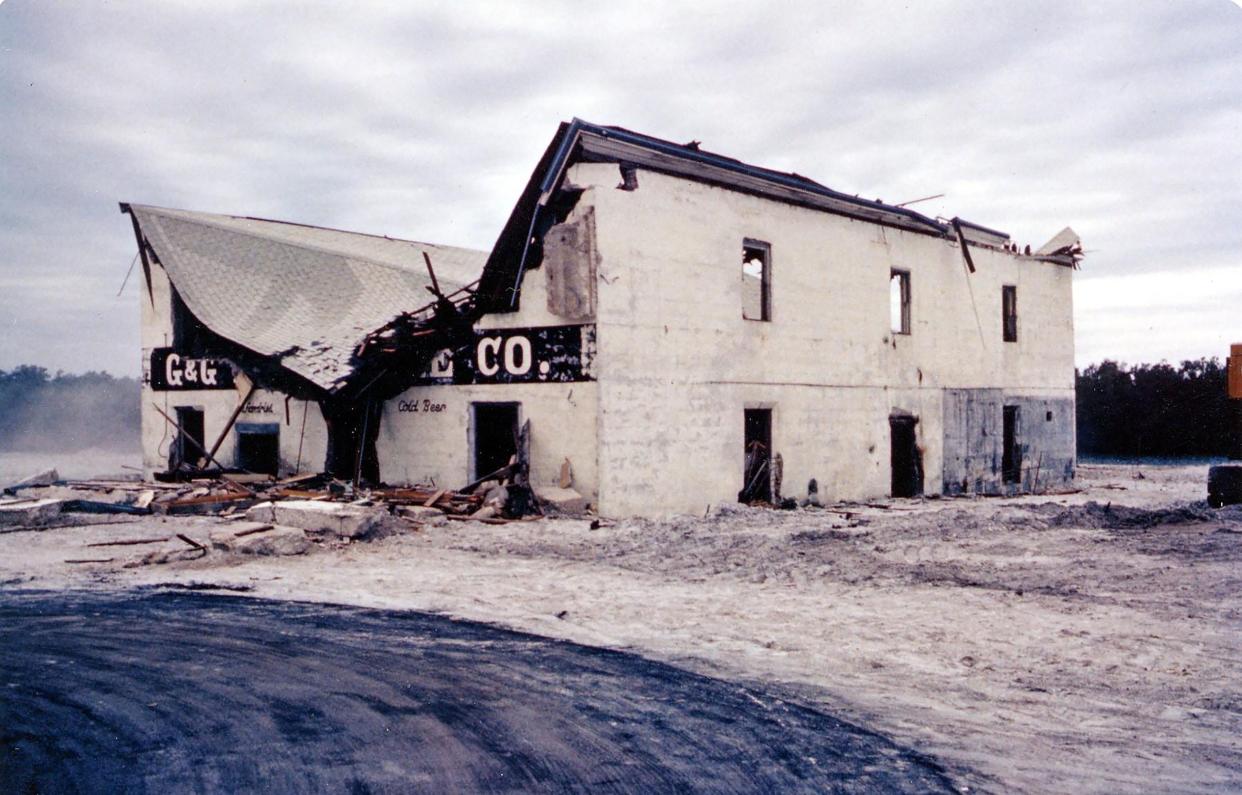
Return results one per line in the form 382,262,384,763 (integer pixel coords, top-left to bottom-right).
139,260,329,479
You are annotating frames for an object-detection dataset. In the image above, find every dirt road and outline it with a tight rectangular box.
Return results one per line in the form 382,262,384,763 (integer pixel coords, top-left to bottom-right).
0,589,953,794
3,463,1240,792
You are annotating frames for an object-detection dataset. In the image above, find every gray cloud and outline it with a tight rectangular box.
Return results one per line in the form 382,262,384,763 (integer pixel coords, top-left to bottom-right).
1,0,1239,375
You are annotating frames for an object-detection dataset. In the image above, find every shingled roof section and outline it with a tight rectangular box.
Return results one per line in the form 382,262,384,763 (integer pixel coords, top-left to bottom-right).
126,204,488,392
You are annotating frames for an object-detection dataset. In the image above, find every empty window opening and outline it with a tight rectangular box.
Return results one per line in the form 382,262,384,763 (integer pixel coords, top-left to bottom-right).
170,406,205,471
740,408,773,503
1046,410,1053,422
742,240,771,321
472,402,520,483
171,287,210,355
890,270,911,334
236,423,279,476
889,414,923,497
1002,285,1018,342
1002,405,1022,484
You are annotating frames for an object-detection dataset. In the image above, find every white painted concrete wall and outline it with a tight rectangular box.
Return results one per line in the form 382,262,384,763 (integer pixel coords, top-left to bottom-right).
563,162,1074,516
139,261,328,478
376,381,598,500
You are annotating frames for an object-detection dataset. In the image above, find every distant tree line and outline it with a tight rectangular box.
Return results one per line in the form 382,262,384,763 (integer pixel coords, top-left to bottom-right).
1076,359,1231,458
0,366,140,452
0,360,1230,458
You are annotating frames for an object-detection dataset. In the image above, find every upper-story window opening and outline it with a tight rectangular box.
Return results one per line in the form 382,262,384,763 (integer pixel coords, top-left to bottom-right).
742,239,771,322
890,269,911,335
1002,285,1018,342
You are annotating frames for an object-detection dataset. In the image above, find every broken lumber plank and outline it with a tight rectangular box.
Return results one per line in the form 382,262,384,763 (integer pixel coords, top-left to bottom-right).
423,489,447,507
63,500,151,516
203,382,257,467
276,473,322,486
222,473,272,485
269,489,326,499
87,537,170,547
459,464,514,494
65,558,115,564
164,492,252,507
443,513,511,525
231,524,274,538
175,533,206,551
157,493,256,517
59,480,154,490
151,403,233,472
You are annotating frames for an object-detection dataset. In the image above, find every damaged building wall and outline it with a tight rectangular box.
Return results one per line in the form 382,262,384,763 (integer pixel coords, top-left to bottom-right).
138,208,600,495
378,197,602,499
560,162,1074,516
376,382,598,501
941,391,1075,495
139,259,329,478
542,206,598,321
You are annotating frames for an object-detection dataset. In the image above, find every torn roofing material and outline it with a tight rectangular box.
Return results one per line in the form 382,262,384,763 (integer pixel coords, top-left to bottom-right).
122,203,488,392
478,118,1027,312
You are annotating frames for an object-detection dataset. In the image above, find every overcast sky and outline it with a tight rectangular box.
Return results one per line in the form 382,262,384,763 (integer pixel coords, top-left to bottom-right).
1,0,1239,376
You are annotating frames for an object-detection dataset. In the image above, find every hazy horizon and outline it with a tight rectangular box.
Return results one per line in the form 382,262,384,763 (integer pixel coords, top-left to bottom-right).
2,1,1239,376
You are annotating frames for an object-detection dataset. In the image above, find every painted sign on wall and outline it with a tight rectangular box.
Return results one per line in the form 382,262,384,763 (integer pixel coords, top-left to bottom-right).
416,324,595,386
149,348,235,390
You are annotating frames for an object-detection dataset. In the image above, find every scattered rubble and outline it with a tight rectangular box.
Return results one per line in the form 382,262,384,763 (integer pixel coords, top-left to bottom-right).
245,500,392,540
0,461,575,566
210,523,310,556
535,486,590,514
0,498,64,527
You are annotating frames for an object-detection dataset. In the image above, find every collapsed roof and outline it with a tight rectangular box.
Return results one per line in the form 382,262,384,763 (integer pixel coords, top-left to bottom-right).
124,117,1080,396
122,204,487,392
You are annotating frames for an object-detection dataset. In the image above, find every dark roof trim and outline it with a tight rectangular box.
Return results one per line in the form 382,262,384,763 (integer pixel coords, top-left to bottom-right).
538,119,947,235
954,217,1010,238
458,119,1062,313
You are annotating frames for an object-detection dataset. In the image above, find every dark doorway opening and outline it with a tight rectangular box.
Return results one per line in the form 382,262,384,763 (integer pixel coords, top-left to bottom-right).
740,408,772,503
321,400,382,484
472,403,520,482
1002,405,1022,484
236,423,279,476
889,415,923,498
170,406,205,471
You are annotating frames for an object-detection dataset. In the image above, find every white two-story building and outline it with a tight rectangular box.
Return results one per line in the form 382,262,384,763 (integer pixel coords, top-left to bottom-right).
127,119,1080,516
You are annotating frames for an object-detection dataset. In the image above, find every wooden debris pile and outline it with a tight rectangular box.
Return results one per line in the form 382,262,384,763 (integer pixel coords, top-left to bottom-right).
4,465,542,529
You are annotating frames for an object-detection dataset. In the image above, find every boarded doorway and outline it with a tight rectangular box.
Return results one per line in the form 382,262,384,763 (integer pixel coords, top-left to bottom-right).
889,414,923,498
236,423,279,476
170,406,205,471
740,408,772,503
1002,405,1022,484
472,402,519,482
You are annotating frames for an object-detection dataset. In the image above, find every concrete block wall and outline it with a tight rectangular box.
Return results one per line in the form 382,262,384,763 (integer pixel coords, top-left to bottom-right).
1006,394,1076,492
942,389,1075,495
564,162,1074,515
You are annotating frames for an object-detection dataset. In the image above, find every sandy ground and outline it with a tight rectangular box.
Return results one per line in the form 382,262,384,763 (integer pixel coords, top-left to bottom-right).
0,448,140,482
3,463,1240,794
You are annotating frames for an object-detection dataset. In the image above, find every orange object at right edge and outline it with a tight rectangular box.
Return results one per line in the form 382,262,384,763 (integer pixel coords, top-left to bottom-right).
1229,344,1242,399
